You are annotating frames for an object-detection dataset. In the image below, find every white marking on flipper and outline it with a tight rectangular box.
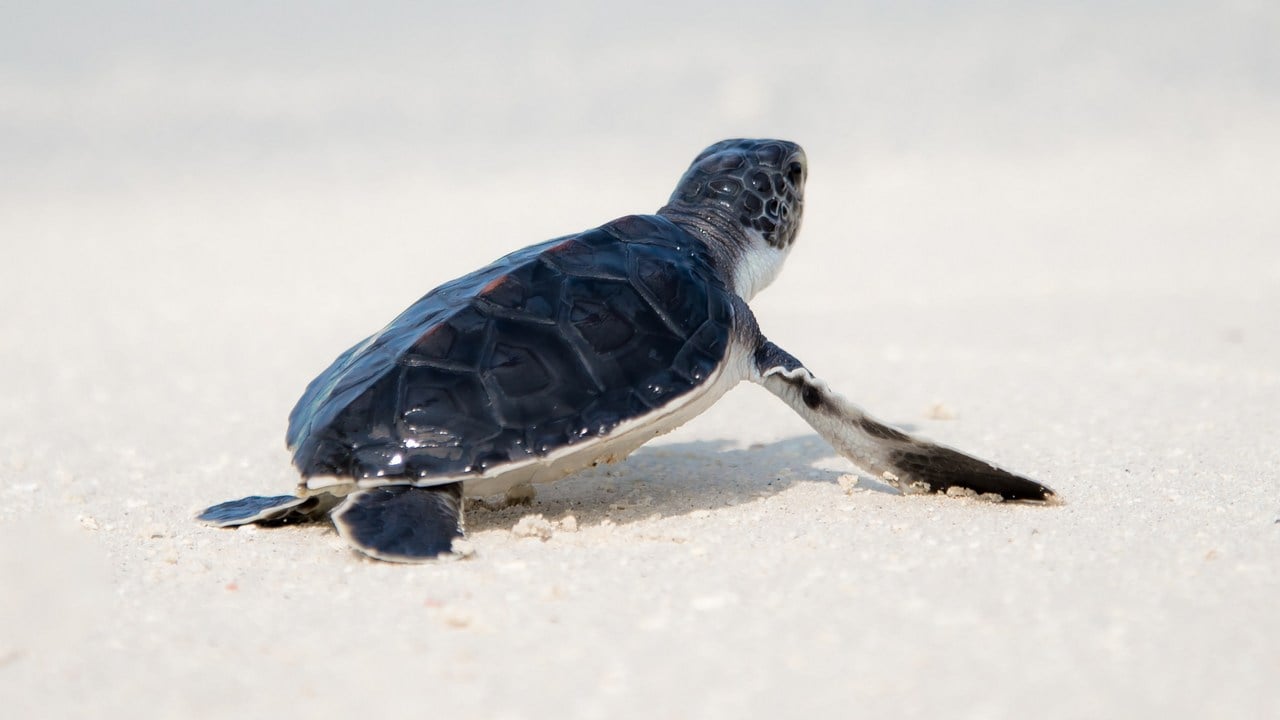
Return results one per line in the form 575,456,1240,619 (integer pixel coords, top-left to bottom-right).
760,365,833,394
761,365,805,380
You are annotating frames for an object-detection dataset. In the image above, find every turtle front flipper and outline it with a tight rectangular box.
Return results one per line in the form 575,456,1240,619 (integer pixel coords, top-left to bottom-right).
751,340,1058,503
197,493,339,527
331,483,465,562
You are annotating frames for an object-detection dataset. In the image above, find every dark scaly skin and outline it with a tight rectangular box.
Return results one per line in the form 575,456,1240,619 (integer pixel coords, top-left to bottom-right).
287,214,734,483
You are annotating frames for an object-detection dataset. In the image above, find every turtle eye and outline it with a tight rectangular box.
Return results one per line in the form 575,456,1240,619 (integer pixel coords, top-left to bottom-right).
786,161,803,186
709,178,741,196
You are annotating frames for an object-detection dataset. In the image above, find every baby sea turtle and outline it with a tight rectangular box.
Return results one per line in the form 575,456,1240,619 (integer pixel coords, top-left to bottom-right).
199,138,1056,562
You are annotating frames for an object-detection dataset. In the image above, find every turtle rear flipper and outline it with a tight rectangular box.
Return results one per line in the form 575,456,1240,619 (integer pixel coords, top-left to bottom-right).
197,493,338,527
331,483,465,563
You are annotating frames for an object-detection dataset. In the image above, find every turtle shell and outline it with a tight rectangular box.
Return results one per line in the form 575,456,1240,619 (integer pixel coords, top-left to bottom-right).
286,214,734,485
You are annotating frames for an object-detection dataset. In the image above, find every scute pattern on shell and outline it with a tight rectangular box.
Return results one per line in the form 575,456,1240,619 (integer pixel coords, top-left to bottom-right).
286,214,734,483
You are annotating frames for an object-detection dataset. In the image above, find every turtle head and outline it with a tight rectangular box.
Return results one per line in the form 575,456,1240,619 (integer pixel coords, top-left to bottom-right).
660,138,807,299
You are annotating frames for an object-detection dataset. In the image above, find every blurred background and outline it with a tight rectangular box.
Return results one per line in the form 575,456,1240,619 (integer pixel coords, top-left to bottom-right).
6,2,1276,290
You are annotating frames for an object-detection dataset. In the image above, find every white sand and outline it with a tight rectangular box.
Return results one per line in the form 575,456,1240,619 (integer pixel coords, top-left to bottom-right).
2,3,1277,718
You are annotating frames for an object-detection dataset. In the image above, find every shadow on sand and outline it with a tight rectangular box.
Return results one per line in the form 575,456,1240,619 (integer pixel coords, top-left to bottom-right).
464,433,898,533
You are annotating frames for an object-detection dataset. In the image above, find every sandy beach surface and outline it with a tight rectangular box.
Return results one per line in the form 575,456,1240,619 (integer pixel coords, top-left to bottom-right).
2,3,1277,718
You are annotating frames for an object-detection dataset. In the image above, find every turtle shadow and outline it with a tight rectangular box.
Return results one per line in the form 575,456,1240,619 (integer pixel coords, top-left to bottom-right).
464,433,899,533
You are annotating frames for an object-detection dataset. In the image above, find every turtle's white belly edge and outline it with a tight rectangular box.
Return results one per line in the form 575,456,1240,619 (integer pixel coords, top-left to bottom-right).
302,339,753,499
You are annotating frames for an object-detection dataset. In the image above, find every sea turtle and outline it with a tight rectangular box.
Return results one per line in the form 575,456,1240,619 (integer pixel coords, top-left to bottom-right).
199,138,1056,562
